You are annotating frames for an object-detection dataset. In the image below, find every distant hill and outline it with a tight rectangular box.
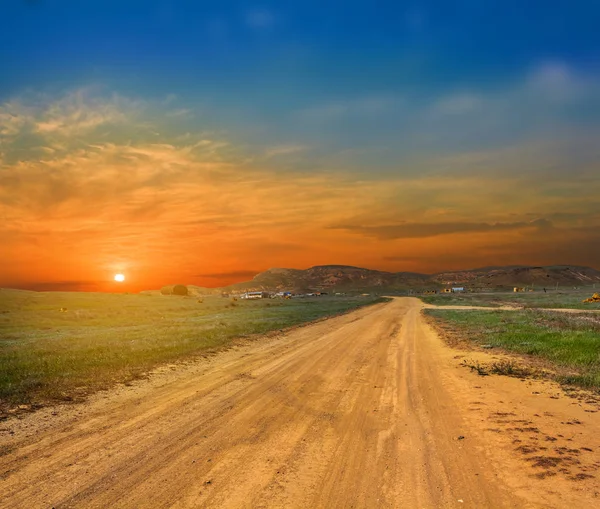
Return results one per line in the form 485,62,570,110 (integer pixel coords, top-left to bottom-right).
222,265,428,293
216,264,600,293
431,265,600,289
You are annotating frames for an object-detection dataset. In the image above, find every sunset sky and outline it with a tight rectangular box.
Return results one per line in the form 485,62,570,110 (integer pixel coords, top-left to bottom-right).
1,1,600,292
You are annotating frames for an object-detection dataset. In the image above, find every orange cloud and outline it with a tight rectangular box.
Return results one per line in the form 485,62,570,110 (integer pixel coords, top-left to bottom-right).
1,89,599,291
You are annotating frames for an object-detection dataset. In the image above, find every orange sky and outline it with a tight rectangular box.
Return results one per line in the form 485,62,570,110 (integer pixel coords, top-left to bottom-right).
2,88,600,292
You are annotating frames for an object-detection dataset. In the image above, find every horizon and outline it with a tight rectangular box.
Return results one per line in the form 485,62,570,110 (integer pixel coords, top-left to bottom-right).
2,1,600,292
3,262,599,293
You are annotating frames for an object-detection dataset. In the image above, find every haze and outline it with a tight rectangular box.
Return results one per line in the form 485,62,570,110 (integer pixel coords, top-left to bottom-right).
1,1,600,292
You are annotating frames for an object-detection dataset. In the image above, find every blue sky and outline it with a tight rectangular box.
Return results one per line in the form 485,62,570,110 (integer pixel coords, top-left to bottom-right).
3,1,600,152
1,1,600,289
3,1,599,93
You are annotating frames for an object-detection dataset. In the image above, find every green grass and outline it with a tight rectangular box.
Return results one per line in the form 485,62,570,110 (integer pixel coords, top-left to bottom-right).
420,288,600,310
420,293,505,307
0,290,386,411
426,308,600,390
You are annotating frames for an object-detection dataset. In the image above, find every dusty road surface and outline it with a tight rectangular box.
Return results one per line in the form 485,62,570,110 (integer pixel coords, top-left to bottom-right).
1,298,599,508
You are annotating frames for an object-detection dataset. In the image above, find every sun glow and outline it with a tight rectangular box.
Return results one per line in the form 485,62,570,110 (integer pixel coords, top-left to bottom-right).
114,273,125,282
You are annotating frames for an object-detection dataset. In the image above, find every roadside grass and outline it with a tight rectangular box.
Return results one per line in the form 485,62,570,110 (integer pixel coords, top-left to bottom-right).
460,358,534,378
0,290,386,413
425,308,600,391
420,293,504,307
420,288,600,310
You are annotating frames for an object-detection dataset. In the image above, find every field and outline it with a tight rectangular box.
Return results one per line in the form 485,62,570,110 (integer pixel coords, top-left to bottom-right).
426,307,600,390
420,287,600,309
0,290,384,412
2,297,600,507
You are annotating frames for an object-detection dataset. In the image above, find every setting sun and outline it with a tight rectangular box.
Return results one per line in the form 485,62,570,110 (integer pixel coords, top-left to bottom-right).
114,274,125,282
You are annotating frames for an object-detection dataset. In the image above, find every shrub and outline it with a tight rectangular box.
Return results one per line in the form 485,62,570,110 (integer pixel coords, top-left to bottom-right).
172,284,189,296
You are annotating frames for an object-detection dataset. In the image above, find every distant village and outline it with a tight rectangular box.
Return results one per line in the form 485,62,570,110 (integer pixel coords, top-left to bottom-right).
222,286,541,299
224,291,336,300
229,286,556,300
422,286,536,295
229,287,475,299
159,283,569,299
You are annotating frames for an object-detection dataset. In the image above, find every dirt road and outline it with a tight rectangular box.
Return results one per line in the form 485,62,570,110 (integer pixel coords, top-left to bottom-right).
1,298,599,508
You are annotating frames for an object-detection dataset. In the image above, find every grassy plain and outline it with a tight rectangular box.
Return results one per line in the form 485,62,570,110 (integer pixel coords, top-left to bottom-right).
426,308,600,390
0,290,385,412
420,288,600,310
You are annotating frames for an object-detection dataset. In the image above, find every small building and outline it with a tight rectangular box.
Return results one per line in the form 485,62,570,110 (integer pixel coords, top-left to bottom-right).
240,291,269,299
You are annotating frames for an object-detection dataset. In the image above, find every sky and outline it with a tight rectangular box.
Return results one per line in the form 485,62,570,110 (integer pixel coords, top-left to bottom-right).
1,0,600,292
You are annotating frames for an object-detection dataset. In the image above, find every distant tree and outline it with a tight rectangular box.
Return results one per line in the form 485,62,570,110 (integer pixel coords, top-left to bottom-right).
172,284,189,296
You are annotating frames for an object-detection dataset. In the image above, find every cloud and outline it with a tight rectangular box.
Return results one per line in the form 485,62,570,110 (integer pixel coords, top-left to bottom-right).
280,62,599,182
194,270,259,280
317,61,588,169
432,60,592,118
431,93,483,115
165,108,193,118
331,219,553,240
0,89,148,160
525,61,582,102
1,85,600,289
34,90,134,136
0,107,26,136
20,280,103,292
264,144,308,158
297,95,404,122
468,228,600,270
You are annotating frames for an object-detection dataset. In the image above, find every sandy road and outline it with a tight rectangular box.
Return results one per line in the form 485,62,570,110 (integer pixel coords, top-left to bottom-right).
1,298,599,508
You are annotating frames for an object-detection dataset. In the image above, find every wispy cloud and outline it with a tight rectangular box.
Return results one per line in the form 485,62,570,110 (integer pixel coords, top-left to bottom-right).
194,270,259,280
37,89,135,136
0,107,26,136
297,95,404,122
0,88,148,158
1,85,600,290
264,144,308,158
430,93,483,115
19,280,104,292
290,62,600,174
422,61,600,140
525,61,584,102
165,108,194,118
330,219,553,240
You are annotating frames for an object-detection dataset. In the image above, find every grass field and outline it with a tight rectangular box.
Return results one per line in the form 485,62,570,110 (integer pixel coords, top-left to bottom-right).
426,308,600,391
420,288,600,310
0,290,385,412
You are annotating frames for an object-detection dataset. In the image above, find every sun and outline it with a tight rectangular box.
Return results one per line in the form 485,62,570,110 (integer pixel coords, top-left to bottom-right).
114,273,125,282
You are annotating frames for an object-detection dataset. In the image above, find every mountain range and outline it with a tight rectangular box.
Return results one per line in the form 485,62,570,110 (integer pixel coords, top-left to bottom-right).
199,264,600,294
